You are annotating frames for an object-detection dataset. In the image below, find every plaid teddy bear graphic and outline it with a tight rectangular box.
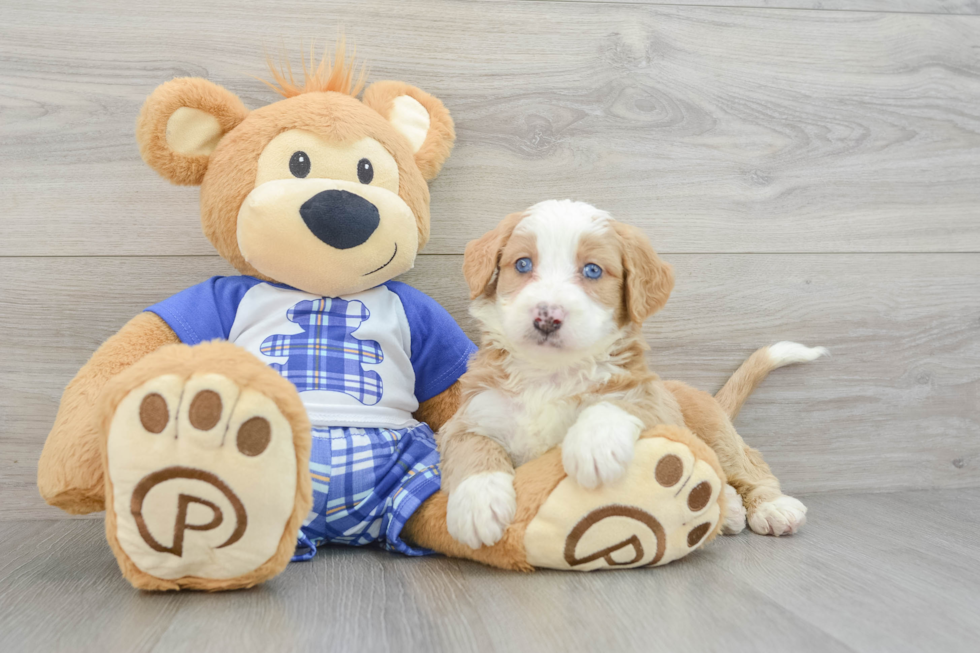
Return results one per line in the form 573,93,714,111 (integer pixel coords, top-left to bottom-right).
260,298,384,405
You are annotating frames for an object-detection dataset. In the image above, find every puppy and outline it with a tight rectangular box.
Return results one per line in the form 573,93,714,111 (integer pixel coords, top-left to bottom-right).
440,200,820,549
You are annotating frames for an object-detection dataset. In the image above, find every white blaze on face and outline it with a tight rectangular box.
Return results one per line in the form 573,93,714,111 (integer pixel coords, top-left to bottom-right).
499,200,619,358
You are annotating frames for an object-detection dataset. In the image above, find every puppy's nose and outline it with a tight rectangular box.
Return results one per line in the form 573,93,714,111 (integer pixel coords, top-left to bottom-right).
533,303,565,335
299,190,380,250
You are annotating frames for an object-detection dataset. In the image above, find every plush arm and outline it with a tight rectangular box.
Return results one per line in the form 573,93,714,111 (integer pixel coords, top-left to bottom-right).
412,380,462,433
37,312,180,514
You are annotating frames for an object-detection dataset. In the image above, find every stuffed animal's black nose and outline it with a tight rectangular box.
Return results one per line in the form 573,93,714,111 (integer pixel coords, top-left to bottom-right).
299,190,380,250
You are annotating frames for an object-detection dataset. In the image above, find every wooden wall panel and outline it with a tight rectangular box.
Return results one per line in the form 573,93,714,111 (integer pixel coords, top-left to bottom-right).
2,253,976,519
541,0,980,16
1,0,979,256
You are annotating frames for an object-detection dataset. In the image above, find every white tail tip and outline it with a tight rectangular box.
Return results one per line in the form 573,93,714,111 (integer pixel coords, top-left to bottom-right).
767,342,829,368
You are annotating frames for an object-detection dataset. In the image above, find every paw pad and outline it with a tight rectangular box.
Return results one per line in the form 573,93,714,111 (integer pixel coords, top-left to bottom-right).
188,390,222,431
654,452,716,549
686,522,712,548
654,454,683,487
525,433,723,571
687,481,712,512
107,373,299,581
139,393,169,433
237,417,271,457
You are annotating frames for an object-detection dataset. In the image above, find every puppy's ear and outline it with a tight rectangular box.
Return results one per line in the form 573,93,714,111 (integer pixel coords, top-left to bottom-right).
362,81,455,181
463,212,526,300
136,78,249,186
613,222,675,324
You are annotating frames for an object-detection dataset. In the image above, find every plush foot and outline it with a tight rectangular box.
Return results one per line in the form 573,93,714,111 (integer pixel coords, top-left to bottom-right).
524,425,724,570
100,343,311,590
747,495,807,536
721,484,747,535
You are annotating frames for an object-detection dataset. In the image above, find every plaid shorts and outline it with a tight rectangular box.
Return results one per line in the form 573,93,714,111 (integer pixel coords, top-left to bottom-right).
292,422,441,561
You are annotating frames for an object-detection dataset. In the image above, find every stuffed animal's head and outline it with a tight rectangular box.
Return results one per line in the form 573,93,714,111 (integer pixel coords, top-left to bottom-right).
136,46,454,296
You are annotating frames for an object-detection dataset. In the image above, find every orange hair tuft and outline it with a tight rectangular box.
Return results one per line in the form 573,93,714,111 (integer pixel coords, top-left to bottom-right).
262,38,367,98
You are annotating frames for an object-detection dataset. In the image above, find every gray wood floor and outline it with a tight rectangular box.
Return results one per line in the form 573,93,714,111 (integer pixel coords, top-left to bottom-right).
1,489,978,653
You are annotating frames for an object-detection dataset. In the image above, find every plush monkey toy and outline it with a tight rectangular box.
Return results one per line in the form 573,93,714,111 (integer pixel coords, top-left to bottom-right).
37,46,727,590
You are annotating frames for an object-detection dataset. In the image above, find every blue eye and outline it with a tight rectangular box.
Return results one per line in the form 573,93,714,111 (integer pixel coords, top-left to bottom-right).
515,257,533,274
583,263,603,279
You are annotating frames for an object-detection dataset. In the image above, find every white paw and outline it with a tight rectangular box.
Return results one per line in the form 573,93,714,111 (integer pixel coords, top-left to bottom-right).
446,471,516,549
562,403,643,490
721,485,747,535
748,495,807,536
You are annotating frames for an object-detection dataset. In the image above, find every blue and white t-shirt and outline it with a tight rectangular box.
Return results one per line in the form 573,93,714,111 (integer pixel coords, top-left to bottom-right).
146,277,476,430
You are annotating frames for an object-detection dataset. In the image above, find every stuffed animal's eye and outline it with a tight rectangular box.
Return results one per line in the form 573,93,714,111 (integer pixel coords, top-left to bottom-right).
357,158,374,184
289,151,310,178
515,257,533,274
583,263,603,279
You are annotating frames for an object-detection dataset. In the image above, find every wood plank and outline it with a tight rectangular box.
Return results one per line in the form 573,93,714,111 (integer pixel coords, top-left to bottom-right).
2,1,979,256
0,520,183,653
3,490,980,652
2,253,977,520
538,1,980,17
0,518,846,653
658,252,980,496
149,542,846,653
703,488,980,652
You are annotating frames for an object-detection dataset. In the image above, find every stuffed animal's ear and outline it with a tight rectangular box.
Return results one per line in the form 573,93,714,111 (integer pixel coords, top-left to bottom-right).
462,212,526,299
613,222,675,324
136,78,249,186
362,81,455,181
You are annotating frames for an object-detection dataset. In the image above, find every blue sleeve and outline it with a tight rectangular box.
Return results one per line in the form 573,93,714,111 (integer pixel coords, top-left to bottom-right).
384,281,477,404
145,276,262,345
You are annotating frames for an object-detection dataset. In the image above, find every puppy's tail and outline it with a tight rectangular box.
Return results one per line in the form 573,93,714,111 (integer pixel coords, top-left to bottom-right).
715,342,829,421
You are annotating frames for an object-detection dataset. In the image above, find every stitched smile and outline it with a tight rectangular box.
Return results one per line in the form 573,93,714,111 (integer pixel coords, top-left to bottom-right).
363,243,398,276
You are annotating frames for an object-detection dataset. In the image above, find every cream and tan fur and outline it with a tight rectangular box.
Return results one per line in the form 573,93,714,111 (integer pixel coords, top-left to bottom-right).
440,200,825,549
